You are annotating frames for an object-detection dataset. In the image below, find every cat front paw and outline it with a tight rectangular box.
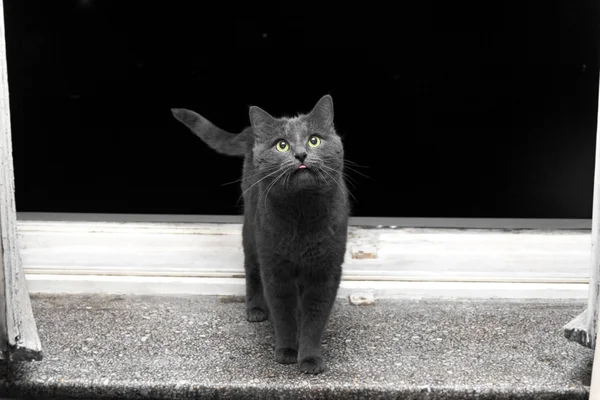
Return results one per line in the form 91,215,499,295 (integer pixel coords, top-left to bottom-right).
246,307,268,322
275,347,298,364
298,356,327,374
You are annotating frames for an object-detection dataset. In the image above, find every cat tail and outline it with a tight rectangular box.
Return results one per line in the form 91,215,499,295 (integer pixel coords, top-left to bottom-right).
171,108,253,157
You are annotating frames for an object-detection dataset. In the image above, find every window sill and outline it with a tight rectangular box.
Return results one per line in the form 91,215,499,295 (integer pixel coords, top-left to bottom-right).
16,213,591,300
0,293,592,399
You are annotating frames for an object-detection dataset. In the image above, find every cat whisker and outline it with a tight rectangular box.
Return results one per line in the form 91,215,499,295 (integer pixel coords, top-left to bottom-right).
320,157,371,180
314,168,330,186
343,165,371,179
283,167,294,188
310,155,349,188
343,159,369,169
319,163,358,190
262,166,293,208
220,179,242,187
236,165,289,204
342,175,358,189
320,156,371,179
319,166,358,204
220,167,280,187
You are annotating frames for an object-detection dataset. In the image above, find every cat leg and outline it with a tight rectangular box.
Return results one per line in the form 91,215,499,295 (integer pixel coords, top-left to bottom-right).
262,262,299,364
244,256,268,322
297,270,341,374
243,223,268,322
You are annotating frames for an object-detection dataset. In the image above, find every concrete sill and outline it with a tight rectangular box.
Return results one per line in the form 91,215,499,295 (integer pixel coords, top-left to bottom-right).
0,294,594,399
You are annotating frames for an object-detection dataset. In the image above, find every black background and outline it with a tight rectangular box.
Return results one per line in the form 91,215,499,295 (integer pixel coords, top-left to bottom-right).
4,0,599,218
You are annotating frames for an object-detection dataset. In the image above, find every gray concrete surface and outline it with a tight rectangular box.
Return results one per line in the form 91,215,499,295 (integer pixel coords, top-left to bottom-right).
0,294,594,399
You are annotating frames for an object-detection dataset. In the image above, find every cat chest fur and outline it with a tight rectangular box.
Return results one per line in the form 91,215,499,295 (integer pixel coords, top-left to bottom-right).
255,212,347,269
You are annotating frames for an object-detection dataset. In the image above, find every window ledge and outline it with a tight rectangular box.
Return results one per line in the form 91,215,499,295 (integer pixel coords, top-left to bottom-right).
16,214,591,299
0,294,592,399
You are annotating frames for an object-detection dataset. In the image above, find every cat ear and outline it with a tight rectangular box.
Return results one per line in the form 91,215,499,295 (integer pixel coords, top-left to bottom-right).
309,95,334,127
249,106,275,131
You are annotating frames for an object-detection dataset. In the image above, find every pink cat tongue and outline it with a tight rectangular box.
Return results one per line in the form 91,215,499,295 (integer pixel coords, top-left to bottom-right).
298,165,307,169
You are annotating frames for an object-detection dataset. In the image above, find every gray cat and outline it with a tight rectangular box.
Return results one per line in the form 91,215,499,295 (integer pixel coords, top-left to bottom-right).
171,95,349,374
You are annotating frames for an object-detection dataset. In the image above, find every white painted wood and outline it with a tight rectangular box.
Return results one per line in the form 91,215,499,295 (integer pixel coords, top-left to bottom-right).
589,277,600,400
564,59,600,351
585,71,600,393
24,274,587,299
17,212,592,230
0,0,42,361
586,120,600,349
15,219,590,299
590,310,600,400
0,0,9,360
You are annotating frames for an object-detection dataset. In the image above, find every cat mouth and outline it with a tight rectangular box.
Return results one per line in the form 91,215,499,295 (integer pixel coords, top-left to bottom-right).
293,164,312,176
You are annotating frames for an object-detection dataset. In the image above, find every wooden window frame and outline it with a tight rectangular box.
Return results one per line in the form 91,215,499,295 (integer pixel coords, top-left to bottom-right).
0,0,41,361
1,0,599,370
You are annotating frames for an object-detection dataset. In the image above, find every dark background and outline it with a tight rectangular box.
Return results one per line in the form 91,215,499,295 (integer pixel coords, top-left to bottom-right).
4,0,599,218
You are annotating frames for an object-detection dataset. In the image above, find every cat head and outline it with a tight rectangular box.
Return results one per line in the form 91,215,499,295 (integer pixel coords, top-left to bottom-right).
249,95,344,194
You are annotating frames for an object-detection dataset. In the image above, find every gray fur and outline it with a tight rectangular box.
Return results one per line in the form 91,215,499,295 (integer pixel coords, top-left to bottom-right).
172,95,349,374
171,108,253,156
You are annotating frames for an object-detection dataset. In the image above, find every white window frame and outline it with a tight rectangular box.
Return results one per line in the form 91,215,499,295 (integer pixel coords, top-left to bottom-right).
15,213,592,300
1,0,600,368
0,0,41,361
571,73,600,398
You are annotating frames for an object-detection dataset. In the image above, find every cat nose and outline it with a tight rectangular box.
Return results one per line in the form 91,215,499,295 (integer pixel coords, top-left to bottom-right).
294,152,307,163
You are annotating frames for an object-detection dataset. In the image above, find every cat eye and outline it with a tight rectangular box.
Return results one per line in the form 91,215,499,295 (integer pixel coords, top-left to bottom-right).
308,135,321,148
276,140,290,152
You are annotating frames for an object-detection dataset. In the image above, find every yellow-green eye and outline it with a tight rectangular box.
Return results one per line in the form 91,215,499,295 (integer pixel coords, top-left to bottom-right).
276,140,289,152
308,135,321,148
